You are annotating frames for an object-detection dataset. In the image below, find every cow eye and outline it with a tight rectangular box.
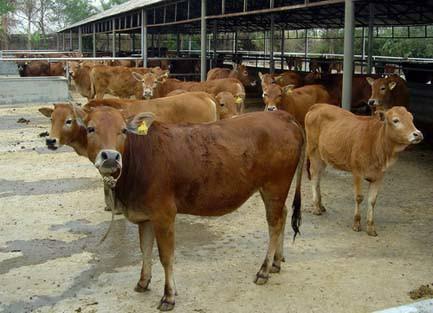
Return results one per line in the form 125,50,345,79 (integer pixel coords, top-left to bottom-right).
65,119,72,125
381,86,386,91
392,118,400,124
87,127,95,133
122,128,128,134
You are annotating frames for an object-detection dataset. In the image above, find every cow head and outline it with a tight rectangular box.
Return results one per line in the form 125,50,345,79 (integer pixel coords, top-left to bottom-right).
215,92,238,119
382,107,423,147
132,70,169,99
77,106,154,178
367,77,398,111
258,72,275,90
231,64,256,87
262,84,295,112
38,103,87,155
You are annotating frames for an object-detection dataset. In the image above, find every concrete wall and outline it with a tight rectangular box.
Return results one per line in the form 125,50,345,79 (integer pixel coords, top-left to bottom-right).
0,61,19,76
0,76,70,105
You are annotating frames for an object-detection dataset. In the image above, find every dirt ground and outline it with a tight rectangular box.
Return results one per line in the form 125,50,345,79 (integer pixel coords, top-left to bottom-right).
0,102,433,313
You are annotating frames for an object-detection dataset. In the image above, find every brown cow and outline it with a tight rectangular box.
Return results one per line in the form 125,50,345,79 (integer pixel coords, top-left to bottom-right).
262,84,330,127
259,71,304,90
367,75,410,111
215,91,239,119
132,72,246,112
48,62,65,76
90,66,159,100
286,56,303,71
70,63,103,100
79,108,304,310
18,61,50,77
207,64,256,87
305,104,423,236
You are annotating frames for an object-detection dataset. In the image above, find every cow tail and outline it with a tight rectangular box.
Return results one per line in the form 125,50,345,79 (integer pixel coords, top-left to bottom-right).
89,69,96,99
291,123,305,242
306,157,311,180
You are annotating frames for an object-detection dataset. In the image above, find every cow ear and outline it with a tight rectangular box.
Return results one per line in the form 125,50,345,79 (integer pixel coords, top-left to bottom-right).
258,72,263,80
72,105,87,128
274,75,283,82
375,110,386,121
38,107,53,118
132,72,144,82
366,77,375,86
157,71,169,82
389,82,397,90
283,85,295,94
127,112,156,136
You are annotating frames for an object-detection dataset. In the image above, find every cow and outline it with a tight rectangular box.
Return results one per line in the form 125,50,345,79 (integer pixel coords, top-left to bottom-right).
207,64,256,87
367,75,410,111
48,62,66,76
305,104,423,236
285,56,303,71
259,72,304,90
215,91,239,119
70,63,103,100
18,61,50,77
78,108,304,310
329,61,343,73
90,66,160,100
262,84,331,127
132,72,246,113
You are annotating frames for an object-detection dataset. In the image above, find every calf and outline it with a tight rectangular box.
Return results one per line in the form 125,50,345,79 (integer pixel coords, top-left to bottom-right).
207,64,256,87
367,75,410,111
259,71,304,90
79,108,304,310
262,84,330,127
305,104,423,236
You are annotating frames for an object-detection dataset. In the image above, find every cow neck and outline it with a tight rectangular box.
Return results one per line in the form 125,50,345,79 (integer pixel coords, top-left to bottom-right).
114,131,158,207
372,120,404,170
70,124,88,157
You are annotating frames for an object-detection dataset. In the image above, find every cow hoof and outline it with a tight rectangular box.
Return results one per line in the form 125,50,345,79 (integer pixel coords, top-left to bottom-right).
134,280,150,293
104,206,111,211
320,205,327,213
157,297,175,311
352,224,361,232
270,263,281,273
367,229,378,237
254,273,269,285
312,210,322,216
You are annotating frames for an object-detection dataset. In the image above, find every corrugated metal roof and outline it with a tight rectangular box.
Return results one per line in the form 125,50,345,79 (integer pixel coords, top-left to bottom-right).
60,0,166,32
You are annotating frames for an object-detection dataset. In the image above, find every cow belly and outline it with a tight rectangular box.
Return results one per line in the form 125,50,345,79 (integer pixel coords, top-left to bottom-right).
318,131,352,172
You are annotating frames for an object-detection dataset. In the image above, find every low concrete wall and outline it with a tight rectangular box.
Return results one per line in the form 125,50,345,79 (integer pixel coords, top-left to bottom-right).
0,76,70,105
0,60,19,76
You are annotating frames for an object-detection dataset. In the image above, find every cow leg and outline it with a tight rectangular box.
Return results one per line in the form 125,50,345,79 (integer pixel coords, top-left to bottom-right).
135,221,155,292
366,178,383,237
352,175,363,232
154,219,176,311
272,204,288,273
310,156,326,215
255,189,286,285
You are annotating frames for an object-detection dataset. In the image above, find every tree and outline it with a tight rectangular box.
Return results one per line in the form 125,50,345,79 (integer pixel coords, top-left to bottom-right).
100,0,129,11
50,0,97,29
0,0,15,50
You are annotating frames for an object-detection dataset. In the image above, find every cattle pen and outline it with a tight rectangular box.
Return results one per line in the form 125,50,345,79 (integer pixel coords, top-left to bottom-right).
1,1,433,313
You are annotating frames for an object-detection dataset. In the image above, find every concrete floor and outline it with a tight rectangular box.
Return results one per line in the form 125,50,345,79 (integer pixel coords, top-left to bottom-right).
0,103,433,313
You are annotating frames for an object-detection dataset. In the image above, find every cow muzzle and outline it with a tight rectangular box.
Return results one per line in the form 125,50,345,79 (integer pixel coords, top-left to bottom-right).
143,89,153,99
46,137,59,150
368,99,378,107
266,105,277,112
95,150,122,176
409,130,424,144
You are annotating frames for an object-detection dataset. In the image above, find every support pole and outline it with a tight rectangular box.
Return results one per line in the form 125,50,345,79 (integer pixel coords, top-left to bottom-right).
200,0,207,81
141,9,147,67
269,15,275,74
361,27,365,74
118,33,121,54
56,33,60,51
92,24,96,57
176,32,180,56
132,33,135,53
342,0,355,110
213,21,217,68
367,3,375,74
304,29,308,71
112,18,116,58
62,33,65,51
78,27,82,53
280,29,285,70
69,30,72,50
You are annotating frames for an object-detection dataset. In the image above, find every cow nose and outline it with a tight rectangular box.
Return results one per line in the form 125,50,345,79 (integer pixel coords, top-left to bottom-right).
267,106,277,112
368,99,376,106
101,150,120,162
46,138,56,146
413,131,424,141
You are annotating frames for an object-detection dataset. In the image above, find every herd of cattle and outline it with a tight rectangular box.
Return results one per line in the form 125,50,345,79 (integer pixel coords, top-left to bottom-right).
36,59,422,311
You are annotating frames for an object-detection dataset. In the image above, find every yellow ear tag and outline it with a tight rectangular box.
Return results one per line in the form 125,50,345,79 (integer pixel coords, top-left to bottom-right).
137,122,148,135
286,88,294,95
235,96,243,105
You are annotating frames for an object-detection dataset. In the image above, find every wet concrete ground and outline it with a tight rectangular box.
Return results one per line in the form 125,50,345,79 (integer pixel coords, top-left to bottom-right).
0,103,433,313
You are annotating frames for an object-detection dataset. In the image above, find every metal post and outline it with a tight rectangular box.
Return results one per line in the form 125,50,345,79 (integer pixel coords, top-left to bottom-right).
269,15,275,74
132,33,135,53
342,0,355,110
62,33,65,51
56,33,60,51
367,3,375,74
78,27,82,53
141,9,147,67
361,27,365,74
112,18,116,58
234,29,238,55
176,32,180,56
213,21,217,67
118,33,121,54
157,33,160,56
304,29,308,71
200,0,207,81
280,29,285,70
69,30,72,50
92,24,96,57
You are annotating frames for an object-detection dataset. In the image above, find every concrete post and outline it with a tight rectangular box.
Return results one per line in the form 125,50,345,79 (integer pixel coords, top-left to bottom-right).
269,15,275,74
141,9,147,66
342,0,355,110
281,29,285,70
92,24,96,57
367,3,375,74
78,27,82,53
304,29,308,71
200,0,207,81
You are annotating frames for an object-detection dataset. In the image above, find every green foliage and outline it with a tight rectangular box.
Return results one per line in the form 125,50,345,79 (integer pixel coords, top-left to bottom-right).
100,0,129,11
53,0,97,25
0,1,14,16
